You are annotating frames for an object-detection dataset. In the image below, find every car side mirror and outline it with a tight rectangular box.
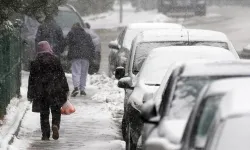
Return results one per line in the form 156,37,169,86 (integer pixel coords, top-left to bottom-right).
118,77,134,89
109,40,120,50
243,44,250,53
141,100,159,124
115,67,125,80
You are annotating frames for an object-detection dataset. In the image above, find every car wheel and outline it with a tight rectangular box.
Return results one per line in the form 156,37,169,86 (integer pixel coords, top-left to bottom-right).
195,7,206,16
122,115,127,140
126,123,137,150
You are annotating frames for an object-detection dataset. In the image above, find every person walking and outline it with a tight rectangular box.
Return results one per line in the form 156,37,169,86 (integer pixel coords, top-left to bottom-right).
28,41,69,141
35,15,64,57
65,23,95,97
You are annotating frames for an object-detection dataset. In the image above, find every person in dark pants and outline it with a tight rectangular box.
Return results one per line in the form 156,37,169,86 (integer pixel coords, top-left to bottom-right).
28,41,69,140
65,23,95,97
35,15,64,57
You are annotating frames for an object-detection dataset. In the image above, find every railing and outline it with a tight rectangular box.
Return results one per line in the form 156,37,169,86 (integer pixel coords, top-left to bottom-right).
0,29,22,118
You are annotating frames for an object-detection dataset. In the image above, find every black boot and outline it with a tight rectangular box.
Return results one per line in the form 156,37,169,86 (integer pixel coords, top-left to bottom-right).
52,125,59,140
80,90,86,96
41,136,50,141
71,87,79,97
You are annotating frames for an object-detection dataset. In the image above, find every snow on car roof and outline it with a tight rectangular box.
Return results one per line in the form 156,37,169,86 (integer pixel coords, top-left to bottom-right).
182,59,250,77
187,29,229,42
219,86,250,119
135,29,188,42
127,23,184,29
205,77,250,98
139,46,235,84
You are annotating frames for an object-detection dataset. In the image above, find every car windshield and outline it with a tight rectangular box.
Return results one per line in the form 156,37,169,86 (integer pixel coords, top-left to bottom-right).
55,11,81,30
123,29,145,49
189,41,229,50
168,77,217,120
133,41,188,74
214,116,250,150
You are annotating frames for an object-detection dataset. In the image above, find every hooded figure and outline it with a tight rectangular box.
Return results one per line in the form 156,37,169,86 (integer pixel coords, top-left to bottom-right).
28,41,69,141
65,23,95,97
35,16,64,56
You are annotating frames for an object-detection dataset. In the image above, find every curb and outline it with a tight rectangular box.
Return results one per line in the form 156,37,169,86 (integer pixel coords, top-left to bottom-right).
0,101,30,150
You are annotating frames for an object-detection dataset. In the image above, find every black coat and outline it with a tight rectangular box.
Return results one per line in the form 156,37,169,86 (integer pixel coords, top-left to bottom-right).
27,53,69,112
35,19,64,56
66,27,95,61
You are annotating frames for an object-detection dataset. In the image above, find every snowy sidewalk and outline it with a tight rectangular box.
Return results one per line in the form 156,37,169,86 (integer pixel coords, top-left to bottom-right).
9,74,125,150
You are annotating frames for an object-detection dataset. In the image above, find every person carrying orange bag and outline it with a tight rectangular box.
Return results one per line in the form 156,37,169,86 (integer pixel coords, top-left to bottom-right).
28,41,69,141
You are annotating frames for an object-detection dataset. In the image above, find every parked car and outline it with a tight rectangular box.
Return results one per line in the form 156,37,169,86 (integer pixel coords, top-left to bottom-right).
119,46,237,150
22,4,101,73
116,28,239,144
205,87,250,150
157,0,207,16
108,23,184,77
141,60,250,150
116,28,239,81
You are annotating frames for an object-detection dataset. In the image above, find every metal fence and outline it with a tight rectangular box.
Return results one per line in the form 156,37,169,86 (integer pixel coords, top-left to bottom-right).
0,29,22,118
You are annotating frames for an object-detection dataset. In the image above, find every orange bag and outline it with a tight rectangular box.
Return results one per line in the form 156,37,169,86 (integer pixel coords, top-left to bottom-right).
61,100,76,115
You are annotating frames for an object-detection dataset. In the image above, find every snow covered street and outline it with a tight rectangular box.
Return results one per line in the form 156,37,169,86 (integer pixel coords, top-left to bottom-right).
6,73,125,150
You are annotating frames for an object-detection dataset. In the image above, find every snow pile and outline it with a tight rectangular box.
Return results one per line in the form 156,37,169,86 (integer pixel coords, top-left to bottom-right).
90,74,124,120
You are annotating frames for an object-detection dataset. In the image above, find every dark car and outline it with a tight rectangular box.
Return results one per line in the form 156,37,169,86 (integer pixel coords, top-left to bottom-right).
22,4,101,73
157,0,206,16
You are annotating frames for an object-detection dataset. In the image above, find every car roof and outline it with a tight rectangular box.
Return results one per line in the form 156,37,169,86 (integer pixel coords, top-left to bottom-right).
139,46,236,84
219,87,250,119
127,23,184,29
181,59,250,77
187,29,229,42
204,77,250,98
134,29,230,43
59,4,76,12
135,29,188,42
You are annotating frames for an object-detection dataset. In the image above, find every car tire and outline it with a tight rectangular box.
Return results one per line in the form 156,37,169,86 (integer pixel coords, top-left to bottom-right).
195,7,206,16
122,115,127,140
126,123,137,150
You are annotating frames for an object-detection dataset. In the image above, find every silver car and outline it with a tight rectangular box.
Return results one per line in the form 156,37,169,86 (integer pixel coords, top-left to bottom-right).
141,60,250,150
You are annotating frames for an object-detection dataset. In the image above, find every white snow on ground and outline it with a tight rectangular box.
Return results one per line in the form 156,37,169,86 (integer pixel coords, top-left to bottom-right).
90,74,124,120
8,72,125,150
82,2,172,29
0,72,30,150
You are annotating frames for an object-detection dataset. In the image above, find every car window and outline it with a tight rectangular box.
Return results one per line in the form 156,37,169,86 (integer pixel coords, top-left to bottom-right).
213,116,250,150
55,10,81,30
132,41,188,74
189,41,229,50
168,77,214,120
192,95,223,149
123,29,144,50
